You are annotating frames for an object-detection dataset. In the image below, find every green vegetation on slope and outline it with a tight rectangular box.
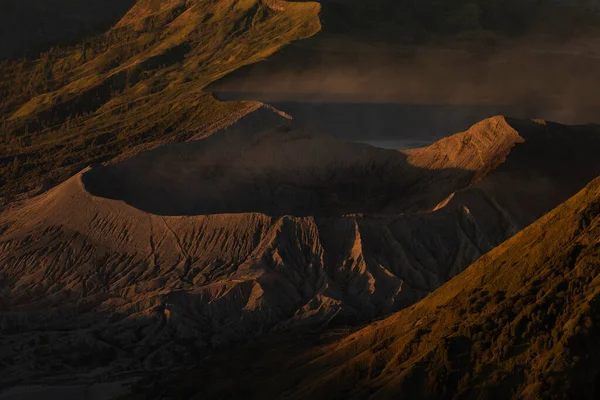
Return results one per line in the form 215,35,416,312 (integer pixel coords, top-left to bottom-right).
149,174,600,399
2,0,600,203
0,0,321,200
301,176,600,400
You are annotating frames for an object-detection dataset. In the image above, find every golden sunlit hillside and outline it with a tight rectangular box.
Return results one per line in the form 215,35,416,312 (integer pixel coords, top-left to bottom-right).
1,1,600,399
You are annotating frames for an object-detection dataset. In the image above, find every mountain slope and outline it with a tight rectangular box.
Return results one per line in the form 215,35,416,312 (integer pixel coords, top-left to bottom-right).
2,113,600,391
2,2,600,398
157,172,600,400
3,0,600,203
0,0,321,200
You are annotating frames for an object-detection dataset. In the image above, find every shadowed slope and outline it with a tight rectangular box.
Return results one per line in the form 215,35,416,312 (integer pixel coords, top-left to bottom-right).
4,0,600,201
0,0,321,198
83,112,600,221
81,105,482,216
156,171,600,400
2,114,600,391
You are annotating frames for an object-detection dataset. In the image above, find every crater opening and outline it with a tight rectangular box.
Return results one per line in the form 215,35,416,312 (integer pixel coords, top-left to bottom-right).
83,108,475,217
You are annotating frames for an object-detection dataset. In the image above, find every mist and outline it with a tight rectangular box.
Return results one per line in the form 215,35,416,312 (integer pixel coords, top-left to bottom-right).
209,37,600,147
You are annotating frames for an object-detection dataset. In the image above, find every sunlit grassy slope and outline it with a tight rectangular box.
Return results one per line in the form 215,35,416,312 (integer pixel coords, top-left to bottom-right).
1,0,599,201
147,172,600,400
289,174,600,400
0,0,321,198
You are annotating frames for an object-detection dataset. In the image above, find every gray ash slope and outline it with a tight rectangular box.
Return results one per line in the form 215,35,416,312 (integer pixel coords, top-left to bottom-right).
2,106,600,389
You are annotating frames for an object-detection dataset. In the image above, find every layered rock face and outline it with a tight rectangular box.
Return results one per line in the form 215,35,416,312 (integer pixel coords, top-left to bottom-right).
2,107,600,387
